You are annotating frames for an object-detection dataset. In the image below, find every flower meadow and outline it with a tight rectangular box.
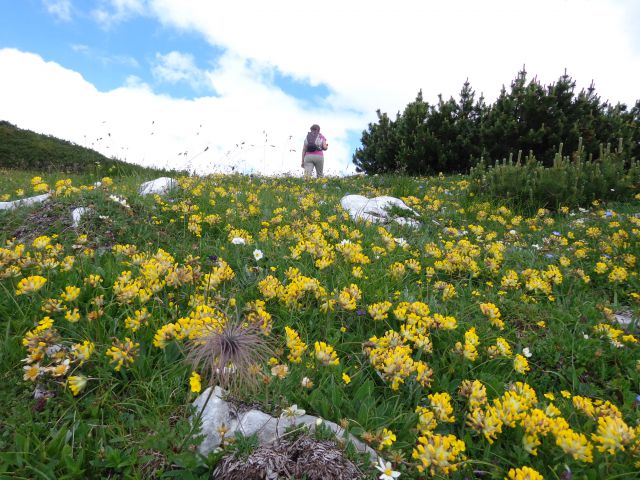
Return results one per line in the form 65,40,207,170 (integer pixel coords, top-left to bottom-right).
1,171,639,479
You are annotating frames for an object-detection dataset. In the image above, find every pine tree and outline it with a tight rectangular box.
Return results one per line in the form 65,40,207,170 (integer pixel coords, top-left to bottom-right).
353,69,639,175
352,110,401,173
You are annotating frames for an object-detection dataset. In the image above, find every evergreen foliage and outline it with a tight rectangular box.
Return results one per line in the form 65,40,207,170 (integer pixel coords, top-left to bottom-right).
0,120,165,175
469,141,640,211
353,69,640,175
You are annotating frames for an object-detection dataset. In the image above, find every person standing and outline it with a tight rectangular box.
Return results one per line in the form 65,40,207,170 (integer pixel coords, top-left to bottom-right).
301,124,328,177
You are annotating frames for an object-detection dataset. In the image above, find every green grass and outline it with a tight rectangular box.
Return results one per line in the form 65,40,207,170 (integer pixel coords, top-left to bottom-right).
0,120,185,177
0,170,639,479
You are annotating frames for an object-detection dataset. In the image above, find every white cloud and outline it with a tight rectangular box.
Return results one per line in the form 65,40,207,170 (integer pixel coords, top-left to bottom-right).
70,43,139,68
43,0,73,22
70,44,90,54
91,0,147,29
148,0,640,110
152,51,208,91
0,48,362,176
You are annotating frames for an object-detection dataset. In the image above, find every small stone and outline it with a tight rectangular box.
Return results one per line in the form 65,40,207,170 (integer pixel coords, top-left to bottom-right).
340,194,421,228
138,177,177,196
192,387,379,461
71,207,92,228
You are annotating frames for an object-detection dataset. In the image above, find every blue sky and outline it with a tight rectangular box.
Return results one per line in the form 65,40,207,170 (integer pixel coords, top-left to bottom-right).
0,1,332,101
0,0,638,175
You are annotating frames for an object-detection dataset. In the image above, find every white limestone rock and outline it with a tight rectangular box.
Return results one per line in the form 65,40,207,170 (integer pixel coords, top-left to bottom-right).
193,387,378,460
613,310,637,328
71,207,93,228
0,193,51,211
340,194,420,228
393,216,421,228
138,177,177,196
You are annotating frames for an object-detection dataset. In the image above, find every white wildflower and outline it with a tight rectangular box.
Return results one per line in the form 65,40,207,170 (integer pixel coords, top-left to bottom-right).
281,404,306,419
375,458,401,479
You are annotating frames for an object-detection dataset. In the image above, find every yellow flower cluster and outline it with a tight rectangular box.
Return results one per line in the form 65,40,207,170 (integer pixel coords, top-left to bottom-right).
258,272,328,309
125,308,150,332
68,375,88,396
190,372,202,393
336,283,362,311
31,176,49,193
412,432,466,476
455,327,480,361
479,302,504,329
487,337,513,358
314,341,340,366
367,301,392,321
285,326,308,363
505,466,544,480
335,240,370,265
244,299,272,335
593,322,637,347
366,330,421,390
60,285,81,303
21,315,94,388
105,337,139,372
432,239,482,277
427,392,455,422
459,379,488,409
15,275,47,295
513,354,530,374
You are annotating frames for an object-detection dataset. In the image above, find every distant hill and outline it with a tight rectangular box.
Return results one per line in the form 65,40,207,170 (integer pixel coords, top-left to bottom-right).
0,120,163,175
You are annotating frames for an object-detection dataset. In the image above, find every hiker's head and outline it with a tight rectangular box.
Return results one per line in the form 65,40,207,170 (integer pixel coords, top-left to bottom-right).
310,124,320,132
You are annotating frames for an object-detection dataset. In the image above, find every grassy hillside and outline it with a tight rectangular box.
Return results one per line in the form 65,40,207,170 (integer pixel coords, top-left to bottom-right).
0,120,169,176
0,171,639,479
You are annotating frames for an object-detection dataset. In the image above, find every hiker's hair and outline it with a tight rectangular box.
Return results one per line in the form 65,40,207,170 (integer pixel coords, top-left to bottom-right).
310,124,320,132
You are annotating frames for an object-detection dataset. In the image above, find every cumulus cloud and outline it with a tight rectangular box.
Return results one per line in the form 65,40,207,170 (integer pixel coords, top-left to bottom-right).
43,0,73,22
0,48,363,175
152,51,209,91
147,0,640,110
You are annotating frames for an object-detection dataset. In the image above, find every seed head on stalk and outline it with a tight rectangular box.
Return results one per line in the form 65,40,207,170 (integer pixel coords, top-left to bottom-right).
186,319,273,396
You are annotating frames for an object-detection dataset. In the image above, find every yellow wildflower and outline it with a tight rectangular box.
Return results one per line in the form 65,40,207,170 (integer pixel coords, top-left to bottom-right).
68,375,88,396
591,416,636,454
314,341,339,366
105,337,139,371
15,275,47,295
378,428,396,450
412,433,466,476
505,466,544,480
190,372,202,393
514,354,530,374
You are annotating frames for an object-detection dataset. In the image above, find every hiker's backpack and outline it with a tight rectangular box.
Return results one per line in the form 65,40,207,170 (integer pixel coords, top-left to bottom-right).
306,131,321,152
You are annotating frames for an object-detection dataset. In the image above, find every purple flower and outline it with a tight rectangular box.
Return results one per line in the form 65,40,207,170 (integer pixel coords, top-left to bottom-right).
552,231,561,236
356,309,366,316
208,255,218,262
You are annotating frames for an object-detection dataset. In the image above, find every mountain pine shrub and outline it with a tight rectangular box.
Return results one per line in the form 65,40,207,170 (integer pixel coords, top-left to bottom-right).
469,140,640,211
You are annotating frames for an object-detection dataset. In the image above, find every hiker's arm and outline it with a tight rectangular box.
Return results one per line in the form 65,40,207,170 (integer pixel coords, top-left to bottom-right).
301,144,307,166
